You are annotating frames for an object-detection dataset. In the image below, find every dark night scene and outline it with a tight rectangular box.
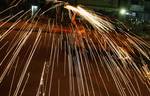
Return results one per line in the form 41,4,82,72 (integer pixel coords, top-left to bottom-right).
0,0,150,96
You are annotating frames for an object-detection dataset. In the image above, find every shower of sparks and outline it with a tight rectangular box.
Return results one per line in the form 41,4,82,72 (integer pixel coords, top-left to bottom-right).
0,0,150,96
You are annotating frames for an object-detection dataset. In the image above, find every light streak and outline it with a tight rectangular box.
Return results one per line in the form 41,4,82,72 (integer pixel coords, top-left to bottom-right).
13,28,42,96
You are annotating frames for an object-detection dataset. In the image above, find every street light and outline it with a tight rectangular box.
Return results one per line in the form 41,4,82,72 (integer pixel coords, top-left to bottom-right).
31,5,38,16
119,8,127,15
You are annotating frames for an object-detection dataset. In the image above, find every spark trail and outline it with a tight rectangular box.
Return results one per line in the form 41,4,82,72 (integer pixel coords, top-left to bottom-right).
0,1,150,96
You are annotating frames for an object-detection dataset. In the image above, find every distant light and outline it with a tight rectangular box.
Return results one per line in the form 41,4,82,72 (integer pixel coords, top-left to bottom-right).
126,12,129,15
31,5,38,16
131,12,136,16
119,8,127,15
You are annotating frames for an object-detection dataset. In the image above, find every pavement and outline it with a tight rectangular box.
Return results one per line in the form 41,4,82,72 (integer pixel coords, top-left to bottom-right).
0,21,150,96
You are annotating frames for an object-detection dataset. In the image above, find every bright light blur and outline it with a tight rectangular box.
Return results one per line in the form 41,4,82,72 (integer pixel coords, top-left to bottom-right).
119,8,127,15
31,5,38,16
64,5,114,33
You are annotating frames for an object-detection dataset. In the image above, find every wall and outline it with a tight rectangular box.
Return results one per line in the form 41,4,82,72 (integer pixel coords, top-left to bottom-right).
77,0,119,8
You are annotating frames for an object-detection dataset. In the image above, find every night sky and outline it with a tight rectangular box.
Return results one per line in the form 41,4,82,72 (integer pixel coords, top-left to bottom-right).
0,0,7,8
0,0,6,4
